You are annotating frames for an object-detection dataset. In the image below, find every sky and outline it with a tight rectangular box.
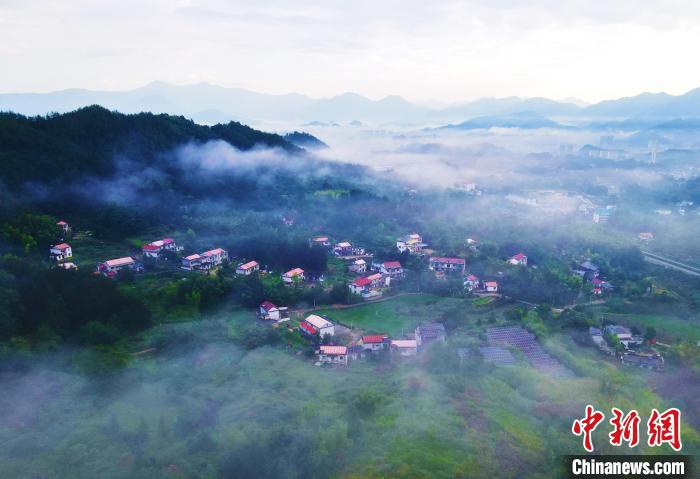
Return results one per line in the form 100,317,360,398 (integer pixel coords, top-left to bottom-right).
2,0,700,103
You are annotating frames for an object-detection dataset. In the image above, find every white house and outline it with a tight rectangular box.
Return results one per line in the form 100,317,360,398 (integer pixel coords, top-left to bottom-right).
142,238,177,258
391,339,418,356
309,236,331,248
349,259,367,274
317,345,348,365
200,248,228,269
380,261,404,278
235,260,259,275
508,253,528,266
182,254,203,271
259,301,289,321
484,281,499,293
464,274,480,291
49,243,72,261
98,257,136,277
349,273,386,298
333,242,353,257
282,267,305,285
56,220,71,235
360,334,388,351
428,257,466,274
396,234,424,254
57,262,77,270
300,314,335,338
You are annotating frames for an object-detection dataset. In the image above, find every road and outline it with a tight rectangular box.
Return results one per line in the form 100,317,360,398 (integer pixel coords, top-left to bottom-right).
642,251,700,277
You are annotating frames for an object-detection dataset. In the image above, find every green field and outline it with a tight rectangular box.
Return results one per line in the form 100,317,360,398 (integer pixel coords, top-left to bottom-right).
314,294,462,335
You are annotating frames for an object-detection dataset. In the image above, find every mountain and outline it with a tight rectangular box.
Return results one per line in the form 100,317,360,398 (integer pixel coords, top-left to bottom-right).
283,131,329,149
3,82,700,124
0,105,300,187
439,113,565,130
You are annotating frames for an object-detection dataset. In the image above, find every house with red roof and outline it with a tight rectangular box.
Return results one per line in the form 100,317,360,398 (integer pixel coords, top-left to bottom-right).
282,267,305,285
508,253,528,266
301,314,335,338
56,220,71,235
49,243,72,261
259,301,289,321
349,273,386,298
317,345,348,365
464,274,480,291
181,248,228,271
484,281,499,293
360,334,389,351
98,256,138,276
428,257,466,274
380,261,404,278
235,260,259,275
142,238,177,259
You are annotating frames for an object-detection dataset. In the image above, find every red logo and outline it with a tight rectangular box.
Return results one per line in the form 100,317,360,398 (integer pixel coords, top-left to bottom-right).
647,408,682,451
572,406,682,452
572,405,606,452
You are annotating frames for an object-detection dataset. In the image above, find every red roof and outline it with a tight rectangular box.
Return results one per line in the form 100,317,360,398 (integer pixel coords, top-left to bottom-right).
430,257,465,264
383,261,402,269
512,253,527,261
591,278,603,286
353,277,372,287
466,274,479,281
299,322,317,335
143,244,160,251
320,345,347,355
53,243,70,250
362,334,387,344
484,281,498,287
56,221,68,226
260,301,276,311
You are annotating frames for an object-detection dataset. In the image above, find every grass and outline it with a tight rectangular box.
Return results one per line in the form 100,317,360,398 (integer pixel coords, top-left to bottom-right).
604,312,700,343
313,294,461,336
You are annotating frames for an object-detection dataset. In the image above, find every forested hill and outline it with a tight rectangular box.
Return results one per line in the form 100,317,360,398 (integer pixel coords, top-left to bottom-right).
0,105,301,187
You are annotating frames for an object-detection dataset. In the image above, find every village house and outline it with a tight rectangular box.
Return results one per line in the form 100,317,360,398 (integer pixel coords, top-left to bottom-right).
259,301,289,321
49,243,72,261
621,351,664,371
348,259,367,274
300,314,335,338
309,236,331,248
235,260,259,275
97,256,137,277
360,334,389,351
282,267,305,285
142,238,178,259
200,248,228,269
380,261,404,278
463,274,480,291
317,345,348,365
349,273,386,299
508,253,528,266
391,339,418,356
415,323,447,347
396,233,425,254
57,262,77,270
333,242,353,257
428,256,466,274
56,220,71,236
182,254,203,271
484,281,499,293
604,325,633,347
